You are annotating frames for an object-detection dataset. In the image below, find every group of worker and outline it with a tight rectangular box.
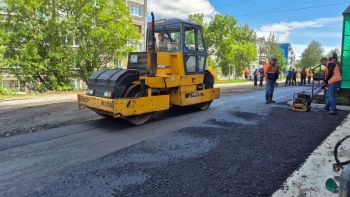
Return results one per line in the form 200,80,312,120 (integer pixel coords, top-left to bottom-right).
254,62,313,88
285,67,312,86
260,54,342,115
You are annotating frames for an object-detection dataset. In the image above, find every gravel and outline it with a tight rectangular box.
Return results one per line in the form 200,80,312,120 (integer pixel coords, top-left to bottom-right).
26,106,349,197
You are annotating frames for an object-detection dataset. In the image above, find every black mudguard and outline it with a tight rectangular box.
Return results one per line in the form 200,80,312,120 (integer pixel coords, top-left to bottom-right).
87,69,140,99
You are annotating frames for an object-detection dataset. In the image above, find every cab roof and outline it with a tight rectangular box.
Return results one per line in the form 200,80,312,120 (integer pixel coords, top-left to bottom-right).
147,18,202,28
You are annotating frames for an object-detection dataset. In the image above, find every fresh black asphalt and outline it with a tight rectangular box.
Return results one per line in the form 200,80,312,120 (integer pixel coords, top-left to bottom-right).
27,102,348,197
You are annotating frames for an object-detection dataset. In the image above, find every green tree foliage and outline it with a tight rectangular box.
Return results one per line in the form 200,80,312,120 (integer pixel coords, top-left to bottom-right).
326,48,341,62
206,56,220,73
188,14,257,79
59,0,140,83
209,15,257,78
0,0,68,91
206,14,237,54
0,29,6,88
232,24,257,77
0,0,140,91
275,49,287,72
188,13,205,28
298,40,324,69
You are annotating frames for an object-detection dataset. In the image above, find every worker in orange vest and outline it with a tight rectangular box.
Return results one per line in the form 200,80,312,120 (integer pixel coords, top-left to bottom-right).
264,58,280,104
306,70,312,84
319,55,342,115
300,67,306,85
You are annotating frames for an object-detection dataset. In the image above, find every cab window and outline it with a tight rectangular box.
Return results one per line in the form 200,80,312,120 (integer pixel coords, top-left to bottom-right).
197,30,205,52
186,56,196,73
185,28,195,51
148,26,181,52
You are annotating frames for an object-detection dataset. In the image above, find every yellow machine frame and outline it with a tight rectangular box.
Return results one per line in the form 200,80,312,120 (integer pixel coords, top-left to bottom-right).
78,16,220,124
78,52,220,118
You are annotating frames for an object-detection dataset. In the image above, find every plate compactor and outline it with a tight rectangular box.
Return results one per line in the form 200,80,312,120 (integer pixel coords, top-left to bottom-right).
290,85,325,112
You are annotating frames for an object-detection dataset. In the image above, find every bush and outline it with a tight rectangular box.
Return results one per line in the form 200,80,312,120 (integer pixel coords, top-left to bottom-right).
57,84,74,91
0,88,9,95
215,79,247,84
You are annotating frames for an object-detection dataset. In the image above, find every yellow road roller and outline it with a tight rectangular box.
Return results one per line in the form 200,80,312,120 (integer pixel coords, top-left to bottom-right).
77,13,220,125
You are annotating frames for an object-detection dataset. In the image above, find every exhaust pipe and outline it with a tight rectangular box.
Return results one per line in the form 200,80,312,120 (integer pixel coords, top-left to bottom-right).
149,12,157,77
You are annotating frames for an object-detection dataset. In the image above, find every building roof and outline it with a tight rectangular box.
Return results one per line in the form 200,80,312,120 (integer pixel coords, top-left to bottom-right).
343,5,350,15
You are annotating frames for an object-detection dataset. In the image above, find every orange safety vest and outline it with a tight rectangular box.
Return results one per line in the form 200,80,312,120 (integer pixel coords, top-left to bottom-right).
263,63,269,78
325,63,342,84
306,71,311,77
263,63,269,71
264,63,278,80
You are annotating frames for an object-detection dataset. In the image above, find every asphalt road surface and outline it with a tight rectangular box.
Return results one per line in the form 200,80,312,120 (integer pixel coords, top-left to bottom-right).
0,82,263,138
0,85,348,197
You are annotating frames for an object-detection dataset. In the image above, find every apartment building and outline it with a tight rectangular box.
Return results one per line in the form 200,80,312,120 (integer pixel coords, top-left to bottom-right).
279,43,295,68
119,0,147,68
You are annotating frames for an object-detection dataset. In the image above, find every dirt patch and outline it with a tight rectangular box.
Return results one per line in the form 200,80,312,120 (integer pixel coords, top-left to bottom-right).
0,90,85,101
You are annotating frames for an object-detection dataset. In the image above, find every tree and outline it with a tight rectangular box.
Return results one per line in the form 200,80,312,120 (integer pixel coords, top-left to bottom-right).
0,29,6,88
0,0,140,91
326,48,341,62
0,0,71,91
188,13,205,27
188,14,235,77
298,40,323,69
206,56,220,74
276,49,287,72
205,14,239,78
231,24,257,77
260,33,286,69
60,0,140,83
188,14,258,79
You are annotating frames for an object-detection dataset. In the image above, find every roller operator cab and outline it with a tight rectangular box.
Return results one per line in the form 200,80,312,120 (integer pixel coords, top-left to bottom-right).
77,15,220,125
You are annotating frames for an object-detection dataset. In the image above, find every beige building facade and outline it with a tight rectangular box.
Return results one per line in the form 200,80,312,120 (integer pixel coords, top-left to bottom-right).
119,0,147,68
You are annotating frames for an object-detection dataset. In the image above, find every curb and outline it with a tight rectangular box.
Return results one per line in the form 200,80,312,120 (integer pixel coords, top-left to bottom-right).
286,100,350,111
0,94,78,107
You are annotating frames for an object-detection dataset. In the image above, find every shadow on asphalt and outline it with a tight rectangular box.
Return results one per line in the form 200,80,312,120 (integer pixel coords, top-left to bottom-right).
78,104,200,129
149,105,203,123
93,106,201,132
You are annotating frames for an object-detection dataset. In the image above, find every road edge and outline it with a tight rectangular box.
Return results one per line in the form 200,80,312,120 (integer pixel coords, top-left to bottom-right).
272,113,350,197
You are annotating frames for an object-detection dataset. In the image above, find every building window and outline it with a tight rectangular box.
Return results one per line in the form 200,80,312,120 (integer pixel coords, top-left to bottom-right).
62,33,77,47
135,25,142,34
92,0,99,7
114,60,121,68
130,43,142,52
130,5,142,17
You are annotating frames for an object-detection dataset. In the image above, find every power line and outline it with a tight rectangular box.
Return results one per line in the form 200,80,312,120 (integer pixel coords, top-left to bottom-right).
236,2,349,17
241,0,306,17
292,21,343,35
149,0,347,21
